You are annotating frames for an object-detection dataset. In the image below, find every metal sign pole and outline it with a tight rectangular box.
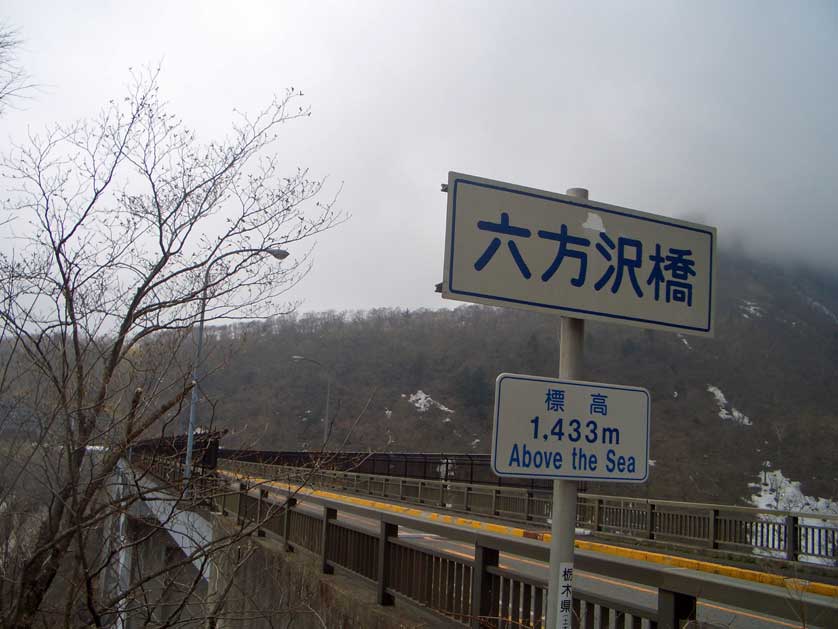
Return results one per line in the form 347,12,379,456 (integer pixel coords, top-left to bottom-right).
546,187,588,629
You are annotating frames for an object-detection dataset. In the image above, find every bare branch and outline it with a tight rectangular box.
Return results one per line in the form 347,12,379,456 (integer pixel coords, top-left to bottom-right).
0,66,343,629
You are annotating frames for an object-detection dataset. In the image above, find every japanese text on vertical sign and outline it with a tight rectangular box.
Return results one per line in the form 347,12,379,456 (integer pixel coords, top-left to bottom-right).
475,212,697,307
558,562,573,629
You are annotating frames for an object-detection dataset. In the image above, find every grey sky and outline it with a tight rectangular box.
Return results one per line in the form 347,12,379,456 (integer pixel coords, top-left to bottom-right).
3,1,836,312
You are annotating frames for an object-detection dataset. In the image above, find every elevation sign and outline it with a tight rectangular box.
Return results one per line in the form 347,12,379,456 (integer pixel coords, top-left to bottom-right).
491,374,650,482
442,172,717,335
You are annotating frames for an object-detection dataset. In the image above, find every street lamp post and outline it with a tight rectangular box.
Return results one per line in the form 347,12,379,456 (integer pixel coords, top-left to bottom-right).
291,355,334,449
183,247,289,488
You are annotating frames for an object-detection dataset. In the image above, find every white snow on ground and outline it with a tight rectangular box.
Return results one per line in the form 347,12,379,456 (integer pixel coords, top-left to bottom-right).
750,467,838,515
384,409,392,419
470,438,480,448
706,385,752,426
436,462,456,481
739,300,765,319
802,294,838,324
747,467,838,565
544,517,592,536
677,334,692,350
405,390,455,414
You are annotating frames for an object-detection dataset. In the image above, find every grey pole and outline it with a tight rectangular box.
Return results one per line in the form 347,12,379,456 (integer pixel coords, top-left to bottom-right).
323,375,331,448
184,247,288,487
292,354,334,449
183,284,208,487
545,187,588,629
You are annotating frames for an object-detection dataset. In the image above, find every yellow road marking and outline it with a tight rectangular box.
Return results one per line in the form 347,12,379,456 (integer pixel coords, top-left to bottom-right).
220,470,838,599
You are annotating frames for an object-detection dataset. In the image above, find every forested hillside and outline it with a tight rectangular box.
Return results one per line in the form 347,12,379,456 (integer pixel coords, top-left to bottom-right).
193,250,838,505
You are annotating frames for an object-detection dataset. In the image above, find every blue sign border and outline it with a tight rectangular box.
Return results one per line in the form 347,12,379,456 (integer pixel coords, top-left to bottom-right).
448,177,715,333
491,373,651,482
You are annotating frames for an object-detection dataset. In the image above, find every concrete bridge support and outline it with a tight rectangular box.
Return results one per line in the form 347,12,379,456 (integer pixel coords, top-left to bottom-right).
126,517,208,629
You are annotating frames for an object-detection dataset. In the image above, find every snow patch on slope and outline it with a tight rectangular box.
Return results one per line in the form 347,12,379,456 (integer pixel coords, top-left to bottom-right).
801,294,838,324
750,467,838,514
403,390,455,415
739,300,765,319
747,466,838,565
707,385,752,426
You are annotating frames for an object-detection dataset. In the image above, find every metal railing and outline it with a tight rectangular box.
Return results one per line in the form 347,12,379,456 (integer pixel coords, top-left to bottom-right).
211,476,662,627
130,454,838,628
205,469,837,629
219,459,838,567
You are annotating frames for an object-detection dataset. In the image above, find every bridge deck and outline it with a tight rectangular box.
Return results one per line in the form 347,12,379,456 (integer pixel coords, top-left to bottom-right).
219,467,838,629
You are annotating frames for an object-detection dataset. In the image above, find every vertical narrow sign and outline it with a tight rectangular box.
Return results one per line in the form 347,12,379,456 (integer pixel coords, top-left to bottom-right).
559,562,573,628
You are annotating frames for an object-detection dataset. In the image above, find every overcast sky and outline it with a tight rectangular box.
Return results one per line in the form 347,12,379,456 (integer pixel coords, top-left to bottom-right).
3,1,836,312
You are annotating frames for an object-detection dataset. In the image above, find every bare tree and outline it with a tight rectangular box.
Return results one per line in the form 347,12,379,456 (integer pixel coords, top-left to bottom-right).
0,24,31,114
0,67,342,629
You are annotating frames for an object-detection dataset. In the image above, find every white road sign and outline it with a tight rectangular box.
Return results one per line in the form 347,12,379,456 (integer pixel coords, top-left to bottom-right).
491,374,650,482
442,172,717,336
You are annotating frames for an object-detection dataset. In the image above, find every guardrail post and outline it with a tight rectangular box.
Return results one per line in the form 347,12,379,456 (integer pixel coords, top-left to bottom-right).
256,489,268,537
440,481,446,508
657,589,696,629
377,521,397,606
464,485,471,512
282,497,296,552
708,509,718,549
215,479,228,515
470,544,499,629
398,478,404,501
646,503,656,539
491,488,499,516
594,498,603,532
418,481,424,504
237,482,247,525
321,506,337,575
785,515,799,561
525,490,533,521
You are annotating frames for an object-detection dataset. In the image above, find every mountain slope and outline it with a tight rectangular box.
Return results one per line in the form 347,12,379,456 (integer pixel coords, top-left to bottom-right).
197,250,838,505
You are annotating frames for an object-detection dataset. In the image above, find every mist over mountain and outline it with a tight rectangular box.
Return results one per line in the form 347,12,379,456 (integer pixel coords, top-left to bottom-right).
196,248,838,505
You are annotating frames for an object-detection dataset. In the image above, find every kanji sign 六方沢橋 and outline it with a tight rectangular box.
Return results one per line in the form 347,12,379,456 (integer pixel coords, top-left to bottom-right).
441,172,716,335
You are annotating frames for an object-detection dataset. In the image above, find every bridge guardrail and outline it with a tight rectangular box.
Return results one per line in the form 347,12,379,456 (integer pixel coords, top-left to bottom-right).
211,467,838,629
212,473,663,628
218,458,838,568
131,454,838,628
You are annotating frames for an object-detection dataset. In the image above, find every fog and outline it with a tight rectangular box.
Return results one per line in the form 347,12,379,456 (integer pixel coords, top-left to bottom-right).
3,1,836,311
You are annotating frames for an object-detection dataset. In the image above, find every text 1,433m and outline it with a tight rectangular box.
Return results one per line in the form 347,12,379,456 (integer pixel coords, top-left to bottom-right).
529,416,621,445
492,374,649,481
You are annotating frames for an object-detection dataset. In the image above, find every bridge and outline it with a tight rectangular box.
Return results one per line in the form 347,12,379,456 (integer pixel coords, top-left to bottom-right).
112,435,838,629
